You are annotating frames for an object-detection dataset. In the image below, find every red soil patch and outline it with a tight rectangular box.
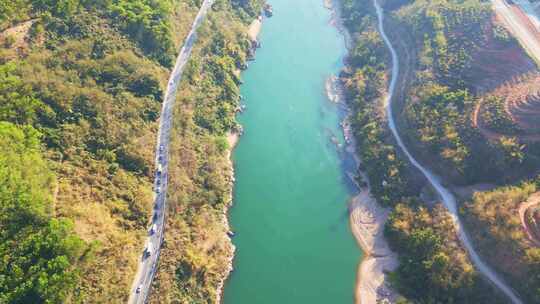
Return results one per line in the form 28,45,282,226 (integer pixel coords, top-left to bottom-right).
467,15,536,93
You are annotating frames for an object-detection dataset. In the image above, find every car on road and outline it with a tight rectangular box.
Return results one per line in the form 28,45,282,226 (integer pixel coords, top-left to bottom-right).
144,243,153,258
136,284,142,294
155,185,161,194
149,224,157,235
156,163,163,176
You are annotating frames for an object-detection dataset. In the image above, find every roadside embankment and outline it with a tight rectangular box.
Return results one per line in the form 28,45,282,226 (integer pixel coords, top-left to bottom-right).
146,2,266,302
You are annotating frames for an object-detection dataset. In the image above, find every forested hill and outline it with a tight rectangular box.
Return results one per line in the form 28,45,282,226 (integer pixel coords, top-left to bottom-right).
2,0,176,65
340,0,540,303
0,0,261,302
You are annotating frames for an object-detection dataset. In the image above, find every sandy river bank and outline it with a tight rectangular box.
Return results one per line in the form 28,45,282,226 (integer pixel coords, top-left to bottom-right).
324,0,400,302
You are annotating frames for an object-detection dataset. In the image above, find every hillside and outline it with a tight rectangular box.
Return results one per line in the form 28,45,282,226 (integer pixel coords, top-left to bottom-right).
147,0,265,302
461,181,540,303
0,0,262,302
340,0,540,302
386,1,540,302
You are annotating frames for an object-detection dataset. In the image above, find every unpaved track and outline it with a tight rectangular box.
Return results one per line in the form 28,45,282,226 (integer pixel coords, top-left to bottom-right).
472,97,540,142
373,0,523,303
128,1,215,303
519,193,540,246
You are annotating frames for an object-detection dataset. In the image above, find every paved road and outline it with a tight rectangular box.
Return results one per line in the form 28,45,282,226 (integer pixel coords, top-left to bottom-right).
128,1,215,303
372,0,523,303
512,0,540,29
493,0,540,65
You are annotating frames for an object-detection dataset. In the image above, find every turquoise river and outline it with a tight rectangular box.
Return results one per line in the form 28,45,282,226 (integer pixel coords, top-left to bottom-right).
223,0,361,303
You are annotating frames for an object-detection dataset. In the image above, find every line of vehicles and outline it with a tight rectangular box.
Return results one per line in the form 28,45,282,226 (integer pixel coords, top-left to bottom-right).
129,1,216,301
135,144,166,295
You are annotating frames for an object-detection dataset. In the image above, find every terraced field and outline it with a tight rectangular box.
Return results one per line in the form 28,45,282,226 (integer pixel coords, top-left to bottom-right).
509,83,540,131
475,73,540,141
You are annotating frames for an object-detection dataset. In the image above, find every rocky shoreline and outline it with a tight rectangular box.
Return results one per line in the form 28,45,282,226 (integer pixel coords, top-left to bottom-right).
216,16,264,304
218,2,400,302
324,0,400,303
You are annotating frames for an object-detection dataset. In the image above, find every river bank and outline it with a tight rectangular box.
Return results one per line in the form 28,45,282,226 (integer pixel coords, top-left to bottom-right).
223,0,358,302
325,0,400,302
217,17,263,304
349,191,399,304
373,0,523,302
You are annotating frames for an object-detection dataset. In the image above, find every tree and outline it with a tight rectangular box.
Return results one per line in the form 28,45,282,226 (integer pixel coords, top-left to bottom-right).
0,63,45,126
0,121,86,303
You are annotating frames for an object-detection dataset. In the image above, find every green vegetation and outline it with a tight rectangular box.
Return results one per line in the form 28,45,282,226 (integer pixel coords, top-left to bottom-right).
0,122,88,303
341,3,417,206
462,180,540,303
492,23,514,45
0,0,185,301
231,0,264,22
395,0,540,184
386,203,504,303
481,95,521,134
148,1,264,302
397,0,490,88
404,84,475,177
108,0,175,66
0,0,263,301
386,0,540,301
340,0,528,302
1,0,175,66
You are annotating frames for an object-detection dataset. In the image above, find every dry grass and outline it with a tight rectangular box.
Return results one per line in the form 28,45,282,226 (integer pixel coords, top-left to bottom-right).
0,19,37,60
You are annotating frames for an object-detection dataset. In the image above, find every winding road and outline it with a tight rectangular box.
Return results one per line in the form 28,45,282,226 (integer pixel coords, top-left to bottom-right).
372,0,523,303
128,1,215,303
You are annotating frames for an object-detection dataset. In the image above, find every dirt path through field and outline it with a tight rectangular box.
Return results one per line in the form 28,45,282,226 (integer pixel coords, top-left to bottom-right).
519,193,540,246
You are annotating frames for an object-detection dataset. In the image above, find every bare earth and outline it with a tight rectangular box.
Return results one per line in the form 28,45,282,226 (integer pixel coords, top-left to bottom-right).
324,0,400,299
519,192,540,246
0,19,36,59
248,18,262,42
350,191,399,304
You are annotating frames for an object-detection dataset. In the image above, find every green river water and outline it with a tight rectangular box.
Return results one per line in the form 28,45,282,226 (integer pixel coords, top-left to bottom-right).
223,0,361,303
